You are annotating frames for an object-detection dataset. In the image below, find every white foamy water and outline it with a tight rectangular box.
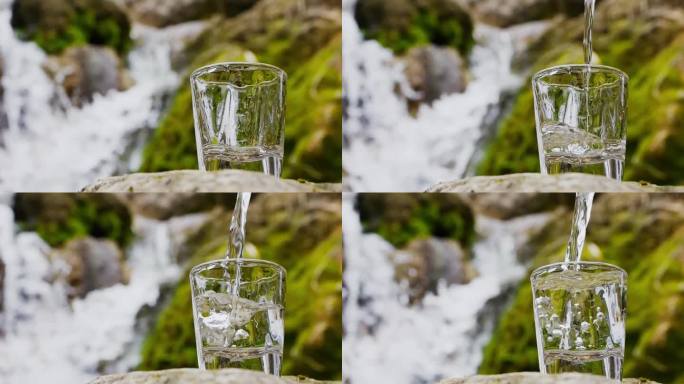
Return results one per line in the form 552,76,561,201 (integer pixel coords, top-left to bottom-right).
342,0,547,191
0,0,204,191
0,204,208,383
342,195,550,383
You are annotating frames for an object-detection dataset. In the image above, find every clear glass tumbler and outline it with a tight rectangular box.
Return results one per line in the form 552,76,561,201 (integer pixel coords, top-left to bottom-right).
532,65,628,180
531,262,627,380
191,62,287,176
190,258,286,375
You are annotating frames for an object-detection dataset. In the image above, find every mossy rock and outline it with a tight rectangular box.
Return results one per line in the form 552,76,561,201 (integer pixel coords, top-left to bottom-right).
478,194,684,383
138,194,342,380
477,0,684,185
356,193,476,249
11,0,132,55
140,0,342,183
12,194,133,248
354,0,474,55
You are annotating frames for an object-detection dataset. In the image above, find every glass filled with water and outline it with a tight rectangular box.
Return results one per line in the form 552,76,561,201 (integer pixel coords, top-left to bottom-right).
531,262,626,380
190,258,286,375
532,65,628,180
191,62,287,176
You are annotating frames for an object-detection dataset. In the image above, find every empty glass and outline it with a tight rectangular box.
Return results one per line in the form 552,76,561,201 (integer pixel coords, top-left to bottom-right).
531,262,627,380
191,62,287,176
532,65,628,180
190,259,286,375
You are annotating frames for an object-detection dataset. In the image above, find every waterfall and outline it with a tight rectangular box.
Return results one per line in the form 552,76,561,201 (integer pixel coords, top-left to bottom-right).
0,0,204,191
0,203,208,383
342,0,547,192
342,195,550,383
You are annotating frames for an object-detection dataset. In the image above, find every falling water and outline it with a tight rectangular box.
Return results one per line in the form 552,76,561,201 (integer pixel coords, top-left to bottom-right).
0,0,204,191
583,0,596,65
564,192,595,264
342,0,548,191
342,195,551,383
0,204,211,383
225,192,251,294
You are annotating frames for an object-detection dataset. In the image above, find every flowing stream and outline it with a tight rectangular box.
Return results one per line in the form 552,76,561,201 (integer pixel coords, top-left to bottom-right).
342,195,551,383
0,0,204,192
0,203,208,383
342,0,548,192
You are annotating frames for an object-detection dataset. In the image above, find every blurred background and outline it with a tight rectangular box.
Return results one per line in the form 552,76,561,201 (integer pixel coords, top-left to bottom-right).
343,193,684,383
0,0,342,191
0,193,342,383
342,0,684,191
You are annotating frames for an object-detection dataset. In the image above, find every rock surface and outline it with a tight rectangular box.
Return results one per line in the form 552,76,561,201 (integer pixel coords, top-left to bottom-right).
81,170,342,192
44,46,130,106
427,173,684,193
115,0,257,27
89,368,339,384
404,45,468,104
439,372,659,383
462,0,586,27
54,237,128,298
391,238,475,304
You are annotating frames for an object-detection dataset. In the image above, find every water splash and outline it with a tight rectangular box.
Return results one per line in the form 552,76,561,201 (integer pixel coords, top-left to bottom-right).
342,0,547,191
0,0,204,191
342,195,551,383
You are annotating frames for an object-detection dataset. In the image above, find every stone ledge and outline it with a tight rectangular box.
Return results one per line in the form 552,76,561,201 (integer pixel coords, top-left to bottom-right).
427,173,684,193
89,368,340,384
438,372,659,383
82,170,342,193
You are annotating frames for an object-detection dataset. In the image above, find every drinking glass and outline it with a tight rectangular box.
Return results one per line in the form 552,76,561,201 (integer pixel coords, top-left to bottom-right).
531,262,627,380
190,258,286,375
532,65,628,180
191,62,287,176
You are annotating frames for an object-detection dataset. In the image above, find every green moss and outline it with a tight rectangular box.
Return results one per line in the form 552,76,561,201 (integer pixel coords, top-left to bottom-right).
138,195,342,379
357,194,476,249
478,195,684,382
12,194,133,248
355,0,474,55
11,0,132,55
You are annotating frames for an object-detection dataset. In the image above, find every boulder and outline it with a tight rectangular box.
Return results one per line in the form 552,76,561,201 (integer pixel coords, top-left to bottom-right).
115,0,258,27
427,173,684,193
44,46,131,107
118,194,236,220
461,193,575,220
89,368,339,383
439,372,659,383
54,237,128,298
391,238,476,304
403,45,468,105
462,0,587,27
81,170,343,192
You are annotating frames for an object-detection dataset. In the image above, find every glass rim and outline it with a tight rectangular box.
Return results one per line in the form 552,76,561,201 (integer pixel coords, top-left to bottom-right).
533,64,628,86
190,258,287,277
190,62,287,84
530,261,626,282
